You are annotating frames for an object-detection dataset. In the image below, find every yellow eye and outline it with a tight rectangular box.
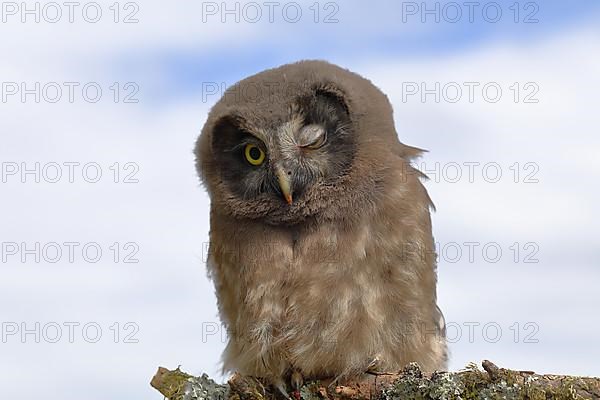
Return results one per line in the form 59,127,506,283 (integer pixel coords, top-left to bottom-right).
244,143,265,166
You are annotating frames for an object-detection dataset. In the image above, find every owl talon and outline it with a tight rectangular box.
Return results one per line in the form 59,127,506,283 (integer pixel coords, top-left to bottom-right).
274,382,292,400
366,355,384,375
290,369,304,391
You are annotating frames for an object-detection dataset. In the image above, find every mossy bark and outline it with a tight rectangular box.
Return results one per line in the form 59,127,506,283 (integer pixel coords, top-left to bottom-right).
150,361,600,400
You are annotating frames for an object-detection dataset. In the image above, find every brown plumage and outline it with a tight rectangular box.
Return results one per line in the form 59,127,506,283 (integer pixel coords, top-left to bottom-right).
195,60,447,390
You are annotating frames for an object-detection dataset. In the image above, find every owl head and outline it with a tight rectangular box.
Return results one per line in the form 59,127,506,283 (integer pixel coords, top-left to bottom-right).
195,60,423,225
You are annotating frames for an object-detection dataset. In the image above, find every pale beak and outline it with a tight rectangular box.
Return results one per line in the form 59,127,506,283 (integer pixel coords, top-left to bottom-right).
275,166,293,204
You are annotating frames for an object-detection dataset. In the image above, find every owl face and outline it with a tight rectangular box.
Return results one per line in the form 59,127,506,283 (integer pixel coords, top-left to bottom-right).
205,88,356,225
197,60,416,226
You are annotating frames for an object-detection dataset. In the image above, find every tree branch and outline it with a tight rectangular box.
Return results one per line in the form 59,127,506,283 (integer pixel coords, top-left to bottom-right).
150,361,600,400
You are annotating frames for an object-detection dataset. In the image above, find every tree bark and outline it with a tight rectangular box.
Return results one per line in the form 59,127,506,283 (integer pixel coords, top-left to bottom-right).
150,361,600,400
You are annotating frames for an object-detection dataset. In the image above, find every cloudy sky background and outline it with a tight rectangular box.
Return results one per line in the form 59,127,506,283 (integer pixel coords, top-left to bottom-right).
1,1,599,399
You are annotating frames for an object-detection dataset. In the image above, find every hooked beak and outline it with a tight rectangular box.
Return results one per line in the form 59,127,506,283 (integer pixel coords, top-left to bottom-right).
275,166,293,204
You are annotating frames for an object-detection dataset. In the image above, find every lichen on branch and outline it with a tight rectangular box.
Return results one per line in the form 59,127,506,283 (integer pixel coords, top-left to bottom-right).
150,361,600,400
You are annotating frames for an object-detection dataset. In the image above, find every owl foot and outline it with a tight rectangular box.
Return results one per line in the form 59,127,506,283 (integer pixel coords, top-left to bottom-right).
274,381,292,400
290,369,304,391
272,368,304,400
365,355,385,375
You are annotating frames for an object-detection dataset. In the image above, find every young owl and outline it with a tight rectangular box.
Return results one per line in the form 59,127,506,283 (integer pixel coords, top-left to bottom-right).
195,60,447,391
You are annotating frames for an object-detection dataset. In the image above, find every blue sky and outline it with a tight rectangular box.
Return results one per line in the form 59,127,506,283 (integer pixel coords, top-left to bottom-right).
123,0,600,100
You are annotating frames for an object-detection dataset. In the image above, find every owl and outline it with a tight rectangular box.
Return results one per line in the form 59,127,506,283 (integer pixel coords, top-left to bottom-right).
195,60,447,393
